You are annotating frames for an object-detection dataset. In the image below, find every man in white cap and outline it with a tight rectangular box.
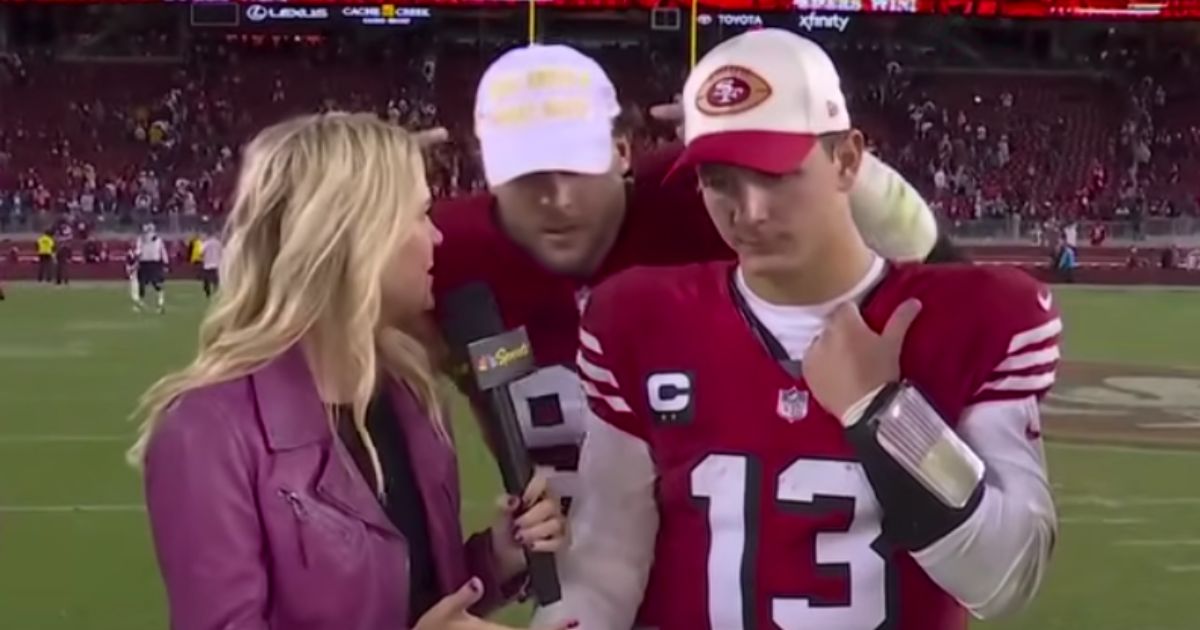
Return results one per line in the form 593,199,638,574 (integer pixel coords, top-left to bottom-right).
546,29,1059,629
431,43,948,501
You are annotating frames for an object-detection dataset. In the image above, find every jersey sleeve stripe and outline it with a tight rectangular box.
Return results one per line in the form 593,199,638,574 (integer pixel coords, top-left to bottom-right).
995,345,1060,373
1008,318,1063,354
576,351,620,389
581,379,633,414
979,371,1056,394
579,328,604,355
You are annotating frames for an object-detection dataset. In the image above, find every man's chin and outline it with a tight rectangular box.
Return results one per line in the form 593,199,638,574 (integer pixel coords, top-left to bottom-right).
739,251,812,278
737,252,783,273
532,250,596,278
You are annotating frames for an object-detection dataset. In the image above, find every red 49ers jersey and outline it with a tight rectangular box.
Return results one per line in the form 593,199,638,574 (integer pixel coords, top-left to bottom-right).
430,146,729,493
579,261,1060,630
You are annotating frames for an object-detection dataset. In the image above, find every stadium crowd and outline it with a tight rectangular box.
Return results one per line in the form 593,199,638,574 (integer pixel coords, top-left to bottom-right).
2,24,1200,241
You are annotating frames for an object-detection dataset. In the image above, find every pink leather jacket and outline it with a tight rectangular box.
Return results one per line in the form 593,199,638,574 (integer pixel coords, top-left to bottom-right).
142,346,519,629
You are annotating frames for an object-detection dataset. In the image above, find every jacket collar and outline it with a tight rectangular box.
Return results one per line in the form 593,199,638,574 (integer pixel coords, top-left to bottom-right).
248,345,460,551
249,346,398,535
250,344,331,451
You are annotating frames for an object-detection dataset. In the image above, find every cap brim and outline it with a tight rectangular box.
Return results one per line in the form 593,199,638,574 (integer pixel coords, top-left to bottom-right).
663,131,819,183
480,123,614,187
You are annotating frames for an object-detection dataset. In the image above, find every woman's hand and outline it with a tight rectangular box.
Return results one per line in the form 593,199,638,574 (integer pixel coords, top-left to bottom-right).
413,577,578,630
490,468,569,582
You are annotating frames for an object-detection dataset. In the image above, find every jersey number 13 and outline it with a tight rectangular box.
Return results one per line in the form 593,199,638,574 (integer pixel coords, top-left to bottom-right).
690,454,889,630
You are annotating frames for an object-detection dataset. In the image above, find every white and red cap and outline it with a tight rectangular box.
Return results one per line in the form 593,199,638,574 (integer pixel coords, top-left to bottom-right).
474,44,621,187
666,28,851,180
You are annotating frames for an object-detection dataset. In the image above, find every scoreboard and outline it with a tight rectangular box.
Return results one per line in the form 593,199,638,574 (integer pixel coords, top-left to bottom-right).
696,9,855,32
3,0,1199,20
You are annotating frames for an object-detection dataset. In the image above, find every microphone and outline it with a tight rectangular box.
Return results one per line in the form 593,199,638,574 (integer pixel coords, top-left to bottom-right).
439,282,563,606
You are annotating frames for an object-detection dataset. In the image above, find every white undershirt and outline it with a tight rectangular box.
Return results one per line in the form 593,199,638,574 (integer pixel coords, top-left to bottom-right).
734,256,885,361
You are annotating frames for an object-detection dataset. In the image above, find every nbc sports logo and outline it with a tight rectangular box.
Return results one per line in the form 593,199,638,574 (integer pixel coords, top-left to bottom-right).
476,342,532,374
476,354,497,373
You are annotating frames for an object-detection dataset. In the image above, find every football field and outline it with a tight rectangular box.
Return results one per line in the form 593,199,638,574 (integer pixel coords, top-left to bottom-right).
2,281,1200,629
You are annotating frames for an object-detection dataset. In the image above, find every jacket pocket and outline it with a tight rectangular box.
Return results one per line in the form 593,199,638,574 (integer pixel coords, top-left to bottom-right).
280,488,310,567
278,487,365,570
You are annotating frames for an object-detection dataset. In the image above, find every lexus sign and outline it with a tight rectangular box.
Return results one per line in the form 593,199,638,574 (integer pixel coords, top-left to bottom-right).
245,5,330,22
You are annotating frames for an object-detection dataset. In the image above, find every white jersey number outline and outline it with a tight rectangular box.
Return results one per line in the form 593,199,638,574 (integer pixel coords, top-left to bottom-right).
690,454,888,630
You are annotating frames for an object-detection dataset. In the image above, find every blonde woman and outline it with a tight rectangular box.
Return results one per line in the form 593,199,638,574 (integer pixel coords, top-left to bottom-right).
129,113,573,630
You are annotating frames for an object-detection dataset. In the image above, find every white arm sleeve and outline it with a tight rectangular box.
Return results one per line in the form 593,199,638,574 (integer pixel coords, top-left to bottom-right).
532,412,658,630
910,397,1057,620
850,152,939,262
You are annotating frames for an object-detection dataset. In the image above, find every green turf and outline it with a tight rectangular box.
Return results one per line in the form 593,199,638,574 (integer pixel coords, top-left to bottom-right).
1,283,1199,629
1054,286,1200,367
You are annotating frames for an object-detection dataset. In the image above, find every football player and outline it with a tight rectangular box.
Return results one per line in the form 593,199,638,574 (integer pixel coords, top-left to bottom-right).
542,30,1059,629
135,223,169,314
124,241,140,307
199,227,223,299
431,44,948,499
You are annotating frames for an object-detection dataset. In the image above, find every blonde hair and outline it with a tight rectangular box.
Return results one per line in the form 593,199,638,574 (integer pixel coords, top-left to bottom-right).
128,113,443,493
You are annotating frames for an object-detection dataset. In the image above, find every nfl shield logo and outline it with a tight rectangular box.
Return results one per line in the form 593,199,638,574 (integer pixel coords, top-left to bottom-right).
777,387,809,423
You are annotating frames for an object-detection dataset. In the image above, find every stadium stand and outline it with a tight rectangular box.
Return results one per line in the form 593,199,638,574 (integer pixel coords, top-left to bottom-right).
2,10,1200,282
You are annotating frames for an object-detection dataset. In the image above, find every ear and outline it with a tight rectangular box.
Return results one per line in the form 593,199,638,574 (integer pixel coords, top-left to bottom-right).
613,136,633,176
833,130,866,193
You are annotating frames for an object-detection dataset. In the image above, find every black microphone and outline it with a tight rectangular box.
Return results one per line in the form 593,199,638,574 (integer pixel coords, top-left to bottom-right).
439,282,563,606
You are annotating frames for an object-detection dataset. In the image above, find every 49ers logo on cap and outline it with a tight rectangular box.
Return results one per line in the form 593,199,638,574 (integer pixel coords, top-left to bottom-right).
696,65,772,116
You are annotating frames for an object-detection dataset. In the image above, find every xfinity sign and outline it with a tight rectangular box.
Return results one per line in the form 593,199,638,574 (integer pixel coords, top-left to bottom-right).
245,5,329,22
798,11,850,31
